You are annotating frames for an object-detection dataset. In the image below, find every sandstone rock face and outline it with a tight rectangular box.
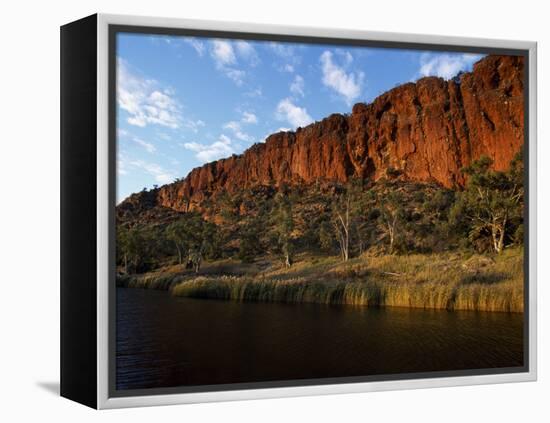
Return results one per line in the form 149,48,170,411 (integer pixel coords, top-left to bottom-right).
142,55,524,212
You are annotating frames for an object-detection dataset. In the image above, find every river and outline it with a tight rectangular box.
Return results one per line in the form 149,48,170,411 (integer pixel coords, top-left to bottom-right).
116,287,524,391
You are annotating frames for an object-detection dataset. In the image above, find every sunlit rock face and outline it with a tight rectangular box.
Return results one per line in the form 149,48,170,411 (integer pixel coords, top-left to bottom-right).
125,55,524,213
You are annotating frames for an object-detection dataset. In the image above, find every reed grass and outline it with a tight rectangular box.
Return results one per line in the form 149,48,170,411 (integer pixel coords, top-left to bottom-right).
117,248,523,312
169,248,524,312
117,272,183,290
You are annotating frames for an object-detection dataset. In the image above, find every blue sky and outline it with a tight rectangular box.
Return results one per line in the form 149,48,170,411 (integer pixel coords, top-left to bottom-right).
116,32,483,202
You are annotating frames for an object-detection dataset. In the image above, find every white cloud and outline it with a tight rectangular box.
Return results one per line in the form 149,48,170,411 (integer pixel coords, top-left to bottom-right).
117,128,129,138
117,128,157,154
269,42,302,74
418,53,483,79
244,87,263,98
235,41,260,65
184,135,235,163
149,166,174,183
210,40,236,66
320,51,364,105
282,64,295,73
223,112,256,143
117,59,182,129
132,138,156,153
241,111,258,124
117,157,128,175
157,133,172,141
336,50,354,66
149,36,173,46
235,40,253,56
276,98,313,128
223,121,241,132
267,42,302,73
234,132,253,142
209,40,259,85
290,75,305,97
184,38,205,56
184,119,206,133
262,127,291,143
127,158,176,184
269,42,295,58
224,68,246,86
223,121,254,142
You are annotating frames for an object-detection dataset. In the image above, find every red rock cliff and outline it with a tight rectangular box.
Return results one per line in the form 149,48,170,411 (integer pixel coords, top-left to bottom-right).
144,55,525,212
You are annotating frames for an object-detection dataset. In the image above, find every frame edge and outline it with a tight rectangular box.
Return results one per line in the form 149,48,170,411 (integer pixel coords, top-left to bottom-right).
95,13,538,409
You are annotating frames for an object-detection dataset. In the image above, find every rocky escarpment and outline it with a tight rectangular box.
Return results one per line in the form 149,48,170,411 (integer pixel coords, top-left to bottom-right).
122,55,524,214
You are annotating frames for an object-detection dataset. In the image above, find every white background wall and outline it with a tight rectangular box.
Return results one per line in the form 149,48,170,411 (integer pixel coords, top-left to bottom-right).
0,0,547,420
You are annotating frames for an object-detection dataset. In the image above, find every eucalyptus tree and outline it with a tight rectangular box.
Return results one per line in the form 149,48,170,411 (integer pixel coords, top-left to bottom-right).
450,153,524,254
273,193,295,267
166,213,218,272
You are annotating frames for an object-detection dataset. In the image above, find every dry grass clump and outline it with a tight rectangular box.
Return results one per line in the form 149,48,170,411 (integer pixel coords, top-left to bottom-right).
116,272,183,290
121,248,525,312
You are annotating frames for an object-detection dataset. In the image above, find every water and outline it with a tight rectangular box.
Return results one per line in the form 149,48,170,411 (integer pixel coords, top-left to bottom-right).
116,287,524,391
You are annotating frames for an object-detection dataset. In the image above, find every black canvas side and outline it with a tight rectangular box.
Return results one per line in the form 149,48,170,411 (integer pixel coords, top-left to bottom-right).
60,13,98,409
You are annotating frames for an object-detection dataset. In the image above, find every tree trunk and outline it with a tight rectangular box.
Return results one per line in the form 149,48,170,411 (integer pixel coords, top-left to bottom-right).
496,217,507,254
175,243,182,265
343,231,349,261
387,223,395,254
284,253,291,268
491,224,498,253
344,238,349,261
334,215,349,262
194,254,202,273
490,220,505,254
339,232,349,262
344,199,350,261
124,253,128,274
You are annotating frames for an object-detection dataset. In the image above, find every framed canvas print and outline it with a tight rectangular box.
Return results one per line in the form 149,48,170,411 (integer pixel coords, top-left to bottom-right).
60,13,537,409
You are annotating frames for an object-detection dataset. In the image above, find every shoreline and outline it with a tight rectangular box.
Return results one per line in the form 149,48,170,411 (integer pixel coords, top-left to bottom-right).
116,248,524,313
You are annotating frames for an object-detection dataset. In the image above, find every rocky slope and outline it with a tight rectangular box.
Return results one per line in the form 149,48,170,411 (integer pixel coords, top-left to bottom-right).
121,55,524,214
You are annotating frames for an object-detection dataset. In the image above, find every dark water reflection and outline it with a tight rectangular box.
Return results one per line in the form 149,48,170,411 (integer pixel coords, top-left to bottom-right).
116,287,524,390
